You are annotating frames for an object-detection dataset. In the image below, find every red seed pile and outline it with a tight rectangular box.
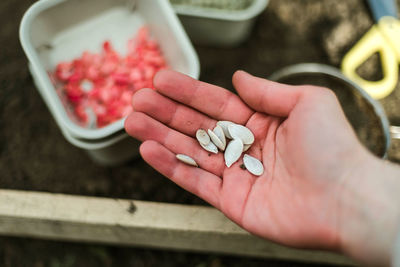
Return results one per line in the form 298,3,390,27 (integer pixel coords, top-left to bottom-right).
51,27,167,128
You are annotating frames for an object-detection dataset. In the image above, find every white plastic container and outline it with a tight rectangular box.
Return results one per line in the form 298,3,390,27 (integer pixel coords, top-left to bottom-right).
61,130,141,166
171,0,269,46
30,63,141,166
20,0,200,165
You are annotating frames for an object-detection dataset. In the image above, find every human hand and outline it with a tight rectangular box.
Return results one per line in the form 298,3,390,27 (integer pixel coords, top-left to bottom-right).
125,69,371,252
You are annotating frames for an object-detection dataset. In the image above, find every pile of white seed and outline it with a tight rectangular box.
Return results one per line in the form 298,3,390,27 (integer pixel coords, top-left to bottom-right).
176,121,264,176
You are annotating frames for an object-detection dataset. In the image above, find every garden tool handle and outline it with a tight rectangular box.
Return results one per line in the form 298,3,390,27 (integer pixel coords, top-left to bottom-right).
341,17,400,99
367,0,398,21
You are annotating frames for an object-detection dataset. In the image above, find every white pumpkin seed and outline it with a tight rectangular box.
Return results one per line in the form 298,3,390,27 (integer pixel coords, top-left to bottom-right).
217,121,235,139
243,144,251,152
196,129,210,146
228,124,254,145
213,125,226,150
200,140,218,154
176,154,198,167
243,154,264,176
224,139,243,167
208,129,225,151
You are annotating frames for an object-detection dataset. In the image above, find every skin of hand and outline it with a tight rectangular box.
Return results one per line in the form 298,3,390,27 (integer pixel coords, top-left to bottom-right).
124,70,400,266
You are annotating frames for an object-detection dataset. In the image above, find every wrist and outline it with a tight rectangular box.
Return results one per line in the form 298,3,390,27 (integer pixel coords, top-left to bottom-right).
337,151,400,266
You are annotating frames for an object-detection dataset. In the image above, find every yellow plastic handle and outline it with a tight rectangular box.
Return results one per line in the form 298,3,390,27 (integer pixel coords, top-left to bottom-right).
341,18,400,99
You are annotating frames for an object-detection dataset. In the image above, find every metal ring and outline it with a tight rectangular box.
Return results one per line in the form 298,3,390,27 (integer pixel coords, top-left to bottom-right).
269,63,391,158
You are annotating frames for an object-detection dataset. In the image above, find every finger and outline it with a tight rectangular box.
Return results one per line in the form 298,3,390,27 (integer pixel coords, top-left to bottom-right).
140,140,222,208
218,161,259,222
124,112,225,176
132,88,216,137
153,69,254,124
232,71,305,117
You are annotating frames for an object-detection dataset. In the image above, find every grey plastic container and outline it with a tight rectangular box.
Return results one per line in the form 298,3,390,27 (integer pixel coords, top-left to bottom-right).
171,0,269,46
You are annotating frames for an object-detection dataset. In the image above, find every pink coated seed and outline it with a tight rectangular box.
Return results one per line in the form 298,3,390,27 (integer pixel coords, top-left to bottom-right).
51,26,167,128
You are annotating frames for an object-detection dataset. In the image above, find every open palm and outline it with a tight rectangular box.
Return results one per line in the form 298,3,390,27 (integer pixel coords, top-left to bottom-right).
125,70,366,251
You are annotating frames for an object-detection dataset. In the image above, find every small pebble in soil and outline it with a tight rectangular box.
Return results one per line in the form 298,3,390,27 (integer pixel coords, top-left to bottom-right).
127,201,137,214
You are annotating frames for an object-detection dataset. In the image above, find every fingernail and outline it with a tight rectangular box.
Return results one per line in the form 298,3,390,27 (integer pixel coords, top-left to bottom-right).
236,70,252,77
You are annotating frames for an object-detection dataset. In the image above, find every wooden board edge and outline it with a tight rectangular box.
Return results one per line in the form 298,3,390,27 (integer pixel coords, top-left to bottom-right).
0,189,354,265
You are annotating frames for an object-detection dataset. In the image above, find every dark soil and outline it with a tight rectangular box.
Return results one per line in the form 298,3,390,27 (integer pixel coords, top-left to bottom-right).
1,0,400,266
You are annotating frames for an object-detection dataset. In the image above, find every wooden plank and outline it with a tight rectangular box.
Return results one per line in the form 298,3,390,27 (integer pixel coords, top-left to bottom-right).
0,189,353,265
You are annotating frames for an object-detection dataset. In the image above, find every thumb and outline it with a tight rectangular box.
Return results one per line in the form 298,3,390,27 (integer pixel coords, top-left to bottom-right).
232,71,305,117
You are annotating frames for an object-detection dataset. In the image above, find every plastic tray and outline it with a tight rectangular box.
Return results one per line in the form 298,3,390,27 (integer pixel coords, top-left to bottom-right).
28,62,138,166
20,0,200,140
